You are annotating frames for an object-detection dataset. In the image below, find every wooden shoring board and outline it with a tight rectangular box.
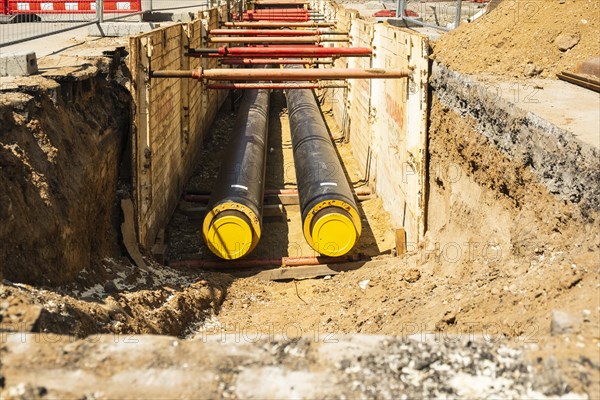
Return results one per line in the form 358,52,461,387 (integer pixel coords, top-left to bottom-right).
557,71,600,93
226,259,389,280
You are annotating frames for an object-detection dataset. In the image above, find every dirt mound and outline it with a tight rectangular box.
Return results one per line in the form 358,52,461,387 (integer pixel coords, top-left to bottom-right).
0,258,231,338
433,0,600,78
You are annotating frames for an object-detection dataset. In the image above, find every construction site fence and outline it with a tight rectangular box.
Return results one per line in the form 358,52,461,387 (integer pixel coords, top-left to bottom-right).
0,0,228,47
392,0,489,31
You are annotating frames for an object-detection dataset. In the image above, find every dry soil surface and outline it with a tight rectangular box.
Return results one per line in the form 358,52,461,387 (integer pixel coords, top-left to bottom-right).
1,88,598,396
433,0,600,79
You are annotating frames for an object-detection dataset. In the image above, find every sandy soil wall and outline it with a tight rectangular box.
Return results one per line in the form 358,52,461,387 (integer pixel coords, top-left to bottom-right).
0,62,131,285
430,63,599,219
427,62,598,270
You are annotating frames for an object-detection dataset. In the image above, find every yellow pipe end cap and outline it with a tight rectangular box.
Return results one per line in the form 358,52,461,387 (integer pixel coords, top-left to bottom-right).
206,214,254,260
311,211,357,257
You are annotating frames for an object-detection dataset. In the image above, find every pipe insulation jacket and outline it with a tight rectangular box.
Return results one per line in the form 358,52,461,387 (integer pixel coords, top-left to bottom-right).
285,74,361,257
202,88,271,260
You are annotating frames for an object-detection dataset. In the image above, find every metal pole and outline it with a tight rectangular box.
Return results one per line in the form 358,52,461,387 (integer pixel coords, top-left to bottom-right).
396,0,405,19
243,16,310,22
223,21,334,27
219,58,334,65
207,82,348,89
454,0,462,28
170,255,362,269
151,67,411,81
209,29,347,36
187,46,373,58
209,36,348,44
185,187,371,200
97,0,104,24
254,0,309,4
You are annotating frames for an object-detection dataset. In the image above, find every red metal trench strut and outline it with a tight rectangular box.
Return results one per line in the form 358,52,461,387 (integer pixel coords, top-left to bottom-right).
222,21,334,28
186,46,372,58
206,83,347,90
208,29,347,36
208,36,348,44
241,16,311,22
219,58,333,65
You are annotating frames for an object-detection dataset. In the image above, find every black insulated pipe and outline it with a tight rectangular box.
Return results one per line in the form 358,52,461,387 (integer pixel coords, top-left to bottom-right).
285,70,361,257
202,88,271,260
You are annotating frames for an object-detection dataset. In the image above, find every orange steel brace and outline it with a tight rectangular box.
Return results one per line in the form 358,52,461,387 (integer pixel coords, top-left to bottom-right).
222,21,334,27
151,68,412,81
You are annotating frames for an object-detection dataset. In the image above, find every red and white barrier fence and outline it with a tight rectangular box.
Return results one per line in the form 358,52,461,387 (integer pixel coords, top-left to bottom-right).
1,0,141,15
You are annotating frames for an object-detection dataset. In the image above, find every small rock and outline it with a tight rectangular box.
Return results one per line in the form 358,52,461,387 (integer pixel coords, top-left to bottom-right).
403,268,421,283
550,310,580,335
4,383,46,400
358,280,370,290
435,310,457,330
555,33,580,52
582,309,591,322
103,280,119,293
524,63,543,77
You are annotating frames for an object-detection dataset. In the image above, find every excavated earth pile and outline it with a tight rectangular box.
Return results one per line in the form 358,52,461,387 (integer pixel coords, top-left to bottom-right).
433,0,600,79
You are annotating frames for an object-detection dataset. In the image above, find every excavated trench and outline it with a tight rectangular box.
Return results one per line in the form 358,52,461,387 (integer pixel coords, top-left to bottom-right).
167,90,394,264
1,42,598,398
